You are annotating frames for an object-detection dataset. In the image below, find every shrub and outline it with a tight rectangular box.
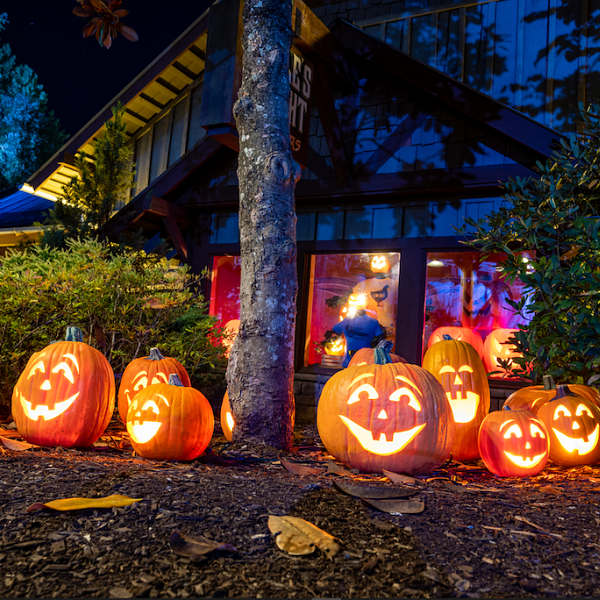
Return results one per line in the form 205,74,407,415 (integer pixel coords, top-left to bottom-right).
0,238,228,405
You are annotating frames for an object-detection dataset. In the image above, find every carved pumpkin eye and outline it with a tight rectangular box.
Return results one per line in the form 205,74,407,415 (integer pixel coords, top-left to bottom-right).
140,399,161,414
347,382,379,405
554,404,572,419
530,423,546,438
388,387,421,411
151,373,169,385
133,372,149,391
503,424,523,439
439,365,456,375
51,362,75,384
576,404,593,418
27,360,46,379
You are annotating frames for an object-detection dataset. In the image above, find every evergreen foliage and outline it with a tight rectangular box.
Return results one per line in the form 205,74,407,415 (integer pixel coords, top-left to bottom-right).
41,103,134,247
0,13,67,190
460,103,600,386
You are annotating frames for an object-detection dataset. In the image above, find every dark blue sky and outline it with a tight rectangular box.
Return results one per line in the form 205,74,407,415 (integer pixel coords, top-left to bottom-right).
0,0,213,136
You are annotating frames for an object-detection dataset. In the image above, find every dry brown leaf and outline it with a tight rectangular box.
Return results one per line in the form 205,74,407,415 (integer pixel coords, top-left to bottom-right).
26,494,143,513
0,428,22,438
280,457,325,476
382,469,426,486
538,485,562,495
169,531,237,559
0,437,34,451
334,480,417,499
362,497,425,514
326,460,353,477
268,515,340,559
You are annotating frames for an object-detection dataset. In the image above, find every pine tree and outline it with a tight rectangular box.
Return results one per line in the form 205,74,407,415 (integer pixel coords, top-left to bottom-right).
0,13,67,190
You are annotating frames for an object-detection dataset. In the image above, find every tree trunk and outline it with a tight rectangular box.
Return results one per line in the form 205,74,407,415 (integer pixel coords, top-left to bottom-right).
227,0,300,449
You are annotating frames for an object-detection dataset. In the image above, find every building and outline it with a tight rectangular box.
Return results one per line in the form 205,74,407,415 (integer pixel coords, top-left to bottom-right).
26,0,599,420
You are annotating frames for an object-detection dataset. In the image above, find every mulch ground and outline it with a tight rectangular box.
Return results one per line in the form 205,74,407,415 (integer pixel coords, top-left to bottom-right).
1,418,600,599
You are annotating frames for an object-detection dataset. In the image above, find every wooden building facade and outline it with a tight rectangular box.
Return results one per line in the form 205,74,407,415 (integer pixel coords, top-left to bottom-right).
28,0,600,420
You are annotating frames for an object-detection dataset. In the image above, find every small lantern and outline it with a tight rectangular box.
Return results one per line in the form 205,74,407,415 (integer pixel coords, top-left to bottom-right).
371,255,390,274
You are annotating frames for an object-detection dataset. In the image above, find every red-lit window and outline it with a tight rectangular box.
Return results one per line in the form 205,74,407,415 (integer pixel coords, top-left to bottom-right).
209,255,241,327
304,253,400,367
423,251,533,376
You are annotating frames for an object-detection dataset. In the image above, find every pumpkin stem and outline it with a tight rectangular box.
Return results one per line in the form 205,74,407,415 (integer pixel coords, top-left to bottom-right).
168,374,184,387
374,340,394,365
551,385,572,401
148,347,165,361
65,327,84,343
442,334,453,340
542,374,556,390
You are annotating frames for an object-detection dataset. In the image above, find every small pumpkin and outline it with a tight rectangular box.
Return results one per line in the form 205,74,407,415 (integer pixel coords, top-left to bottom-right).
483,328,523,376
422,336,490,461
317,356,455,475
126,374,214,461
537,385,600,467
503,375,600,415
371,255,390,274
11,326,115,448
118,347,191,422
428,326,484,359
348,340,407,367
220,391,234,441
478,407,549,477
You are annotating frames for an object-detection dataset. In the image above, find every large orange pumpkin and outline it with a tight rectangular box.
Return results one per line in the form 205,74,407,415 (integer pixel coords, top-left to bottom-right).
428,326,484,359
220,391,234,441
118,347,191,422
348,340,407,367
537,385,600,467
126,374,213,461
317,358,455,475
478,407,549,477
503,375,600,415
11,327,115,448
422,337,490,461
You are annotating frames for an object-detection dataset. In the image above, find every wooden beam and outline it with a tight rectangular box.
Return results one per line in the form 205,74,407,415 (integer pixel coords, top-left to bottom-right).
171,61,197,84
162,215,188,259
188,45,206,62
144,196,190,222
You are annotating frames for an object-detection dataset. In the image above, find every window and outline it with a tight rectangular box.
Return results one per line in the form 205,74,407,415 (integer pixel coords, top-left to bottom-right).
168,99,188,167
304,253,400,367
209,255,241,327
423,251,533,375
149,115,170,182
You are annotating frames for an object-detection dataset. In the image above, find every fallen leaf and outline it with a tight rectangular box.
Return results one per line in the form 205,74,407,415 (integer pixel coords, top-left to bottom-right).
538,485,562,495
361,497,425,514
26,494,143,513
382,470,426,486
280,457,325,476
334,479,417,499
169,530,237,559
268,515,340,559
0,437,34,451
326,460,353,477
0,428,22,438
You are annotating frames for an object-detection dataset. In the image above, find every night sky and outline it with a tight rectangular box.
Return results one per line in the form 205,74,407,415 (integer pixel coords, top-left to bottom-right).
0,0,213,137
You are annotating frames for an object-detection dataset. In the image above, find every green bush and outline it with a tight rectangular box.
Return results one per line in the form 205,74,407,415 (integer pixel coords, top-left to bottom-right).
460,103,600,386
0,238,228,405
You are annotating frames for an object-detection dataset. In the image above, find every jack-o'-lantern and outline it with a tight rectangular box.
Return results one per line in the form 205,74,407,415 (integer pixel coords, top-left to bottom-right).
325,337,345,356
348,340,407,367
11,327,115,448
422,336,490,461
220,390,234,441
317,358,455,475
126,374,213,461
371,255,390,274
483,328,524,376
537,385,600,467
118,347,191,422
427,326,484,360
478,407,549,477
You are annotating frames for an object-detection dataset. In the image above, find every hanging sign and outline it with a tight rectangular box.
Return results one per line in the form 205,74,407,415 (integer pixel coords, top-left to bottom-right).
289,48,313,168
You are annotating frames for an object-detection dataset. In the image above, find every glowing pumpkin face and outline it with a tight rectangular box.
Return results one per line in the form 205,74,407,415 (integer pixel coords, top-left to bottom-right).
371,255,390,274
538,386,600,467
220,390,234,441
422,338,490,461
118,348,191,422
126,374,214,461
325,337,345,356
317,361,455,475
11,327,115,448
478,408,549,477
427,326,484,360
483,328,524,376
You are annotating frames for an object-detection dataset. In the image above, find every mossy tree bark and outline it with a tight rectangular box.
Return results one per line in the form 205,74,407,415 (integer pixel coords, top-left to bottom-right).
227,0,300,449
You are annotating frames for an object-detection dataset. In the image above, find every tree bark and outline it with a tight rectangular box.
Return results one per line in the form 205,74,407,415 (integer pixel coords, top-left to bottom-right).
227,0,300,449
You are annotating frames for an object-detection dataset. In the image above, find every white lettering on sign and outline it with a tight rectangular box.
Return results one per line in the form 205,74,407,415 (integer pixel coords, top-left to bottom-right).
289,51,312,138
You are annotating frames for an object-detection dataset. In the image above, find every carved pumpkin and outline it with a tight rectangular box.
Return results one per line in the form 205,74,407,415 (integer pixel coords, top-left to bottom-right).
371,255,390,274
126,374,213,461
422,336,490,461
118,347,191,422
11,327,115,448
220,390,234,441
537,385,600,467
503,375,600,415
317,358,455,475
478,407,549,477
325,337,345,356
483,328,523,375
428,326,484,360
348,340,407,367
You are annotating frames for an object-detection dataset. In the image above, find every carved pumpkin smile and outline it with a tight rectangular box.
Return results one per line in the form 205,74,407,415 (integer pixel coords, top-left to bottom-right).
503,450,547,469
18,390,80,421
127,395,169,444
